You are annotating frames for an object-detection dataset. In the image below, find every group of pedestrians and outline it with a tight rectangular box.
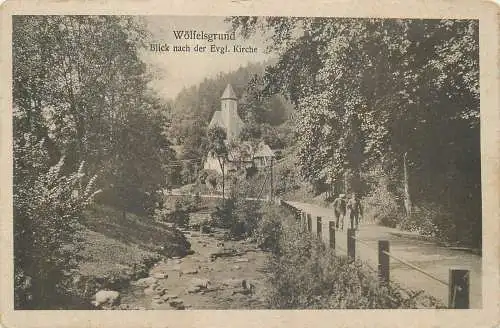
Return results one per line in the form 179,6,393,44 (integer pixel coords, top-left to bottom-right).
332,192,363,231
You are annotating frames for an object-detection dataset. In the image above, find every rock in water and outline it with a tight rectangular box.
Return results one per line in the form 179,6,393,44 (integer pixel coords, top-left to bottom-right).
155,287,167,296
234,258,249,263
169,299,185,310
144,287,156,296
223,278,244,288
187,285,202,293
182,268,198,275
93,290,120,308
132,276,158,287
156,228,192,258
190,278,210,289
162,294,178,301
152,272,168,279
209,248,240,261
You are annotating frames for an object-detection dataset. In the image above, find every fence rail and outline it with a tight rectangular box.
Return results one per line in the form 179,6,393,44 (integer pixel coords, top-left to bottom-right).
279,199,471,309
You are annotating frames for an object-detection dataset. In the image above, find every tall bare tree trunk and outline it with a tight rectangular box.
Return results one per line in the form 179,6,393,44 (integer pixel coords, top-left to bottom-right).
344,171,348,194
403,152,412,218
270,157,274,201
222,160,225,205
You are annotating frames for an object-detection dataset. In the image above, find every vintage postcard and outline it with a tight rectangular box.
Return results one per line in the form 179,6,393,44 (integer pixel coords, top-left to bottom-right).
0,0,498,327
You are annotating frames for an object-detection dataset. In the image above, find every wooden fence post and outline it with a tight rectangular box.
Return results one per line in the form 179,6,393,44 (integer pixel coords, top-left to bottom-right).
307,214,312,233
317,217,322,240
347,229,355,261
449,269,469,309
378,240,390,284
329,221,335,250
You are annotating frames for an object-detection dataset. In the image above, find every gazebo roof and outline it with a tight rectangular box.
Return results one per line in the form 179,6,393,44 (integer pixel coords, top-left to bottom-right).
254,142,275,158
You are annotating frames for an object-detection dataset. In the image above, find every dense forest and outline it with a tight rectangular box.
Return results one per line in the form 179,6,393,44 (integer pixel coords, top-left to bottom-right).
228,17,481,248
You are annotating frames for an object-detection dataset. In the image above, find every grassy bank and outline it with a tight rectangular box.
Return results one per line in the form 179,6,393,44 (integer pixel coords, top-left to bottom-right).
64,204,192,308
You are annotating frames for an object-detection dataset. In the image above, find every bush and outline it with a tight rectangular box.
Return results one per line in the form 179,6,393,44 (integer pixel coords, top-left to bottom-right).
169,204,190,228
177,194,201,213
364,183,403,228
210,198,237,229
14,153,100,309
233,200,262,239
399,203,456,243
264,210,443,309
254,204,286,253
154,199,190,228
205,172,219,190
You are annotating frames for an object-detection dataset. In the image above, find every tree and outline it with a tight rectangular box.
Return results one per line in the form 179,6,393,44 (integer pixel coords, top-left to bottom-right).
207,126,228,202
13,16,176,215
230,17,480,246
12,15,178,308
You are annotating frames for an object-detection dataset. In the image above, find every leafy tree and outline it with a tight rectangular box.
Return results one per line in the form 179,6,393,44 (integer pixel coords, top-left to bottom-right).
13,15,176,215
12,15,179,308
207,126,228,201
230,17,480,246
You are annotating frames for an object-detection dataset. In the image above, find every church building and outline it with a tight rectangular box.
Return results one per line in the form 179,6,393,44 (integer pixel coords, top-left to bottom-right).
204,84,275,174
208,84,244,140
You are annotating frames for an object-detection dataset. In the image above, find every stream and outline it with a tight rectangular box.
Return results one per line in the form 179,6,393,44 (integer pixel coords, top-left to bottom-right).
118,222,271,310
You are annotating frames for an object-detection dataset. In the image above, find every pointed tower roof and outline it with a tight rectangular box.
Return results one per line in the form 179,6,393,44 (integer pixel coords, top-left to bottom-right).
221,84,237,100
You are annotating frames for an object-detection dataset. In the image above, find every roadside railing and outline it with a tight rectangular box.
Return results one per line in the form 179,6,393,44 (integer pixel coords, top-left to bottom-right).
279,199,471,309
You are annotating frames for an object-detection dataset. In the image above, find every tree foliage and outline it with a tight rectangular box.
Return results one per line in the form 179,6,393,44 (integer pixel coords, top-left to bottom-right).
13,15,177,307
230,17,480,246
13,15,175,213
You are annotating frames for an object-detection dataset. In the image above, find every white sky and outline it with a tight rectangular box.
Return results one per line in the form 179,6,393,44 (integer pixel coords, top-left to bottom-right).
140,16,273,101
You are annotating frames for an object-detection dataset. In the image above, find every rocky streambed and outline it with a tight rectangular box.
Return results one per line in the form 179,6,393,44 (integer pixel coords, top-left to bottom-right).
94,225,271,310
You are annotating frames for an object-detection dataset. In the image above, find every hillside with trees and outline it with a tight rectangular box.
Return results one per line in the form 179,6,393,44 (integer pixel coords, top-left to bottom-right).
13,15,185,309
228,17,481,248
166,61,295,186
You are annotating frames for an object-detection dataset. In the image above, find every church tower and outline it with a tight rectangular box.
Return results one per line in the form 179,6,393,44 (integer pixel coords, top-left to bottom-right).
221,84,242,140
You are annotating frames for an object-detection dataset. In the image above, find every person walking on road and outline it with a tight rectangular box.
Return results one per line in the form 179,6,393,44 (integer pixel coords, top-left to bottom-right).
347,193,363,230
333,193,347,230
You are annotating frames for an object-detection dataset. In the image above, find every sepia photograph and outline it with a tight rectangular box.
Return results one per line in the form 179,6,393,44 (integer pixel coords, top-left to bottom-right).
1,1,499,327
9,13,485,311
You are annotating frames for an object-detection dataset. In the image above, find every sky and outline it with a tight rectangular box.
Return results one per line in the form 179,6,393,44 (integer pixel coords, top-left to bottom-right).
140,16,273,101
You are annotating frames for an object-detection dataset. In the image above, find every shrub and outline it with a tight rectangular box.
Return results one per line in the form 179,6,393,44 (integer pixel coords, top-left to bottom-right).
265,210,443,309
254,204,286,253
209,196,262,240
169,203,190,228
176,194,201,213
210,197,237,229
154,199,190,228
399,202,456,243
14,153,100,309
205,172,219,190
364,184,402,228
232,200,262,239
